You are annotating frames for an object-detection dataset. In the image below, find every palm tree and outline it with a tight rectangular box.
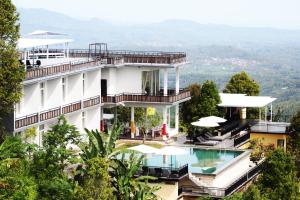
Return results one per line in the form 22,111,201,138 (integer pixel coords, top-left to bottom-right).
110,153,159,200
80,124,122,161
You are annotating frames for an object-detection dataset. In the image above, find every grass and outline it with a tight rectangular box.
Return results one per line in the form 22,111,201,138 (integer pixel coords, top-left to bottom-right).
114,141,163,152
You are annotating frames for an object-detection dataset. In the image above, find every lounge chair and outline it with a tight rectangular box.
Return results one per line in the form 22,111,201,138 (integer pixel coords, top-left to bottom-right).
194,136,219,146
204,132,223,141
154,168,163,177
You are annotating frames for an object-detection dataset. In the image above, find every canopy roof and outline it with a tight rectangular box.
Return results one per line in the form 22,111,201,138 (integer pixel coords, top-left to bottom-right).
18,38,73,49
128,144,159,154
28,30,68,36
218,93,276,108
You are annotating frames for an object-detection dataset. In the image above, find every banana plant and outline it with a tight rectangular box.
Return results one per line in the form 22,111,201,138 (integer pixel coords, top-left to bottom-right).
80,123,122,161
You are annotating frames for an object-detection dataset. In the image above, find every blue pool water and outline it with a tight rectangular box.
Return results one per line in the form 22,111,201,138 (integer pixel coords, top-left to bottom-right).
137,147,243,174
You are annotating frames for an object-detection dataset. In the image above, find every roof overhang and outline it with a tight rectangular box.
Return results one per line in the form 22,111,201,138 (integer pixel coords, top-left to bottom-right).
18,38,73,49
218,93,276,108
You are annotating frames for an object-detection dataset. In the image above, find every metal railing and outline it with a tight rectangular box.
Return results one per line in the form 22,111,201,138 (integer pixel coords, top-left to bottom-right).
102,90,190,104
178,161,264,198
138,164,188,180
15,113,39,129
234,131,250,147
250,122,291,134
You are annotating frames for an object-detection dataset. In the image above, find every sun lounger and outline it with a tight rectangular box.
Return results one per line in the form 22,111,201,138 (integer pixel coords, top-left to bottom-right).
194,136,219,146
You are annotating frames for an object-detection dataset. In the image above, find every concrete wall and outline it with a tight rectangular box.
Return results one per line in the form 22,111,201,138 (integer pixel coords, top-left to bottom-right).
20,83,39,117
86,69,101,98
116,68,142,94
67,73,82,103
251,132,287,150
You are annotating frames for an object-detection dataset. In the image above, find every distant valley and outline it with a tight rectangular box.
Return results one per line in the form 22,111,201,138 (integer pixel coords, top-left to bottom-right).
18,8,300,119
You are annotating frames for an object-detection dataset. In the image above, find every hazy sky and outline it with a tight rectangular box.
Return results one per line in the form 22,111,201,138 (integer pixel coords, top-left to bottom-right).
12,0,300,29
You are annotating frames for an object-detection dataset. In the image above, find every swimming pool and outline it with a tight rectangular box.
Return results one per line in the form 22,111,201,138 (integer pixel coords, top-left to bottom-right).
139,147,243,174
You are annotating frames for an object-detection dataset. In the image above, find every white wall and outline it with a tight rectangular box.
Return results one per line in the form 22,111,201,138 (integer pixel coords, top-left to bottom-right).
86,69,101,97
20,83,39,117
86,107,100,131
116,68,142,94
67,74,82,103
46,78,61,109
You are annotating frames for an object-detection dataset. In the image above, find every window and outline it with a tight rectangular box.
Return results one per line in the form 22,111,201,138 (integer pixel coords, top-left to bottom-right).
38,124,45,146
277,139,285,148
82,73,86,96
40,82,45,108
62,78,66,102
82,112,86,128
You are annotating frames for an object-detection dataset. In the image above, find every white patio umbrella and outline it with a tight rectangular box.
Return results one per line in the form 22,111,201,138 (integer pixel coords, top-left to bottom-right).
191,120,220,128
200,116,227,123
128,144,159,154
156,146,188,168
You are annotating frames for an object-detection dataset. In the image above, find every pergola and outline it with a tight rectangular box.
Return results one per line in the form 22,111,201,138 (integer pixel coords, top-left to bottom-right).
218,93,277,121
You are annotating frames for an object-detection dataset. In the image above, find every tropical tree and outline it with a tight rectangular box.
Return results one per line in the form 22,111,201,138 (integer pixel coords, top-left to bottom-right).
0,136,37,199
223,71,260,119
74,157,113,200
30,115,81,200
257,149,299,200
287,109,300,178
223,71,260,96
80,124,122,161
0,0,25,140
111,152,159,200
181,81,221,136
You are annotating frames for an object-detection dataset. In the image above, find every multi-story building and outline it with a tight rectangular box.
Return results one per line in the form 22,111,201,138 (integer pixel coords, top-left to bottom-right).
9,37,190,145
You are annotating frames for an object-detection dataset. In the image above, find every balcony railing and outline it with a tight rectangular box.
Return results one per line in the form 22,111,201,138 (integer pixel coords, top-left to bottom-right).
62,101,82,114
83,96,101,108
15,113,39,129
178,161,264,198
26,60,98,80
40,107,61,122
102,90,190,104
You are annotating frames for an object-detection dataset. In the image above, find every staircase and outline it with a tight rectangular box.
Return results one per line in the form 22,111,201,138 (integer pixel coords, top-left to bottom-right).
188,173,204,186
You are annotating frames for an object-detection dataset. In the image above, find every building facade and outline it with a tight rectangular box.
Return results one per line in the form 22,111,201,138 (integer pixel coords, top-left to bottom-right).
11,41,190,145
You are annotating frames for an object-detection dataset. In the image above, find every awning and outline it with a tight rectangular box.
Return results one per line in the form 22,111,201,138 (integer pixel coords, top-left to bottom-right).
28,30,68,36
18,38,73,49
218,93,276,108
128,144,159,154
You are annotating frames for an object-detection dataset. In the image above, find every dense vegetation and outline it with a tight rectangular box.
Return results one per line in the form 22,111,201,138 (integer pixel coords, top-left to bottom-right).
0,0,25,141
0,116,159,200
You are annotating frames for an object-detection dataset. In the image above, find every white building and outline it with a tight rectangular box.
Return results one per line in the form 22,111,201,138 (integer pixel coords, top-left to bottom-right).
9,37,190,145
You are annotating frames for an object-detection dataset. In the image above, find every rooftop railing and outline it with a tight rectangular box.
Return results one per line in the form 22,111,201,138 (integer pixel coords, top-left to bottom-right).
250,122,291,134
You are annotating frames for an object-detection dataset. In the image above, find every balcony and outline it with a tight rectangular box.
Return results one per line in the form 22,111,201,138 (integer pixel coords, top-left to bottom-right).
102,89,191,105
15,95,101,129
250,122,291,134
25,60,98,80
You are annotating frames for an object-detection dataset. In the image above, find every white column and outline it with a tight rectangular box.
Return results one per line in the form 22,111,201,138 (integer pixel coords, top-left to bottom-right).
175,67,180,94
130,107,135,138
270,104,273,122
66,43,69,58
264,106,267,123
175,104,179,134
46,45,49,60
163,68,168,96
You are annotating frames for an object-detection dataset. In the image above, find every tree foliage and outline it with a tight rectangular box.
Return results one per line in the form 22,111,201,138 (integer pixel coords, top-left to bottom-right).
257,149,299,200
288,109,300,178
223,71,260,96
181,81,221,130
0,0,25,138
